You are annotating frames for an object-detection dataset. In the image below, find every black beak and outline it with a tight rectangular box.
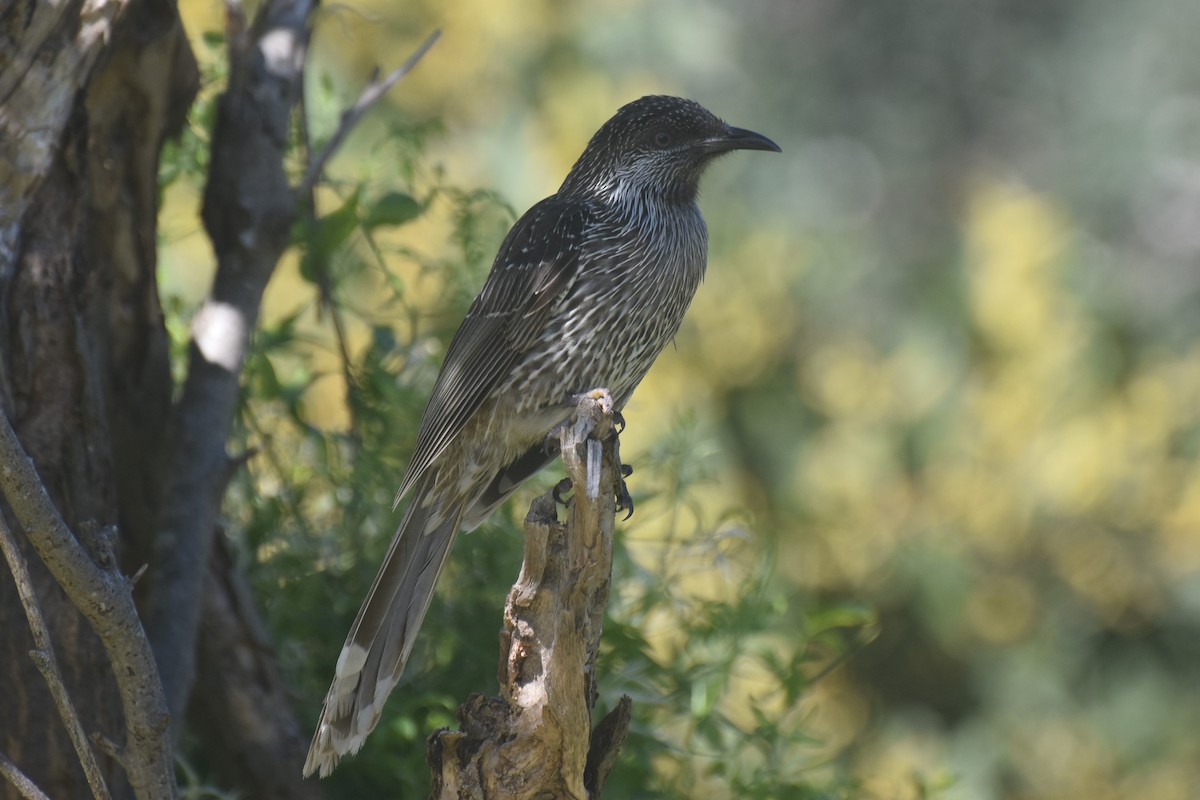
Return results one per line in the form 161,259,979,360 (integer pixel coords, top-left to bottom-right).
702,125,782,154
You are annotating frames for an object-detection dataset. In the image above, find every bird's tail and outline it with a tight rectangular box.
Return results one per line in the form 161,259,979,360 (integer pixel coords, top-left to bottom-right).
303,478,464,778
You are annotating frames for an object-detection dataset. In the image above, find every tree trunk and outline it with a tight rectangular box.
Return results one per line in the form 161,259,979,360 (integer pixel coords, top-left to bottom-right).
0,1,320,798
0,1,195,796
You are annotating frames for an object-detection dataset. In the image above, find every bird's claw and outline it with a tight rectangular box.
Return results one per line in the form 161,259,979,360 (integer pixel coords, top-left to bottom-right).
555,467,633,517
612,410,626,435
615,481,634,520
615,464,634,520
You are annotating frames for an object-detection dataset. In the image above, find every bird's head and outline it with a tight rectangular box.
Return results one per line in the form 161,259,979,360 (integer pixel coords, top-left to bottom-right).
560,95,781,206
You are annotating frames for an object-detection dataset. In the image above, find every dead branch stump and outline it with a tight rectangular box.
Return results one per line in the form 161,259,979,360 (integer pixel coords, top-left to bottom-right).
427,390,633,799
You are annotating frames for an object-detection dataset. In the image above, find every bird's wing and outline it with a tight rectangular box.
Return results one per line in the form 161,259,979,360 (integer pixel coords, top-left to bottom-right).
394,196,590,505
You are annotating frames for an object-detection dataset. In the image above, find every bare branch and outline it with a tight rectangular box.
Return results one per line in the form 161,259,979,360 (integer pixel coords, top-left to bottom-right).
297,70,363,450
29,651,114,800
0,411,174,799
299,29,441,196
0,751,53,800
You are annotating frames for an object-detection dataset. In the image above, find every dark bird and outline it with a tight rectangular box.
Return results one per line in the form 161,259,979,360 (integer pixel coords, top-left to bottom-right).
304,95,779,777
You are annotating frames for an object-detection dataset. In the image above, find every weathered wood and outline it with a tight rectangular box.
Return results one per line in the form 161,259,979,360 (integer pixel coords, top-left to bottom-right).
427,391,632,799
0,0,132,268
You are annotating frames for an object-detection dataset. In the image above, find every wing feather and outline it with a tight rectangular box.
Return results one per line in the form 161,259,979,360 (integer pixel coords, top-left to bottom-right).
393,196,590,505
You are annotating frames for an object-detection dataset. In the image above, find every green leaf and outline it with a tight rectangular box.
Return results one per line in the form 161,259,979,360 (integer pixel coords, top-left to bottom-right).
249,352,282,399
317,194,363,255
299,191,362,283
803,602,876,635
365,192,421,229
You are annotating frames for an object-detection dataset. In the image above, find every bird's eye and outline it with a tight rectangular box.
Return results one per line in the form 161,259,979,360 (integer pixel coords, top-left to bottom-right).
653,131,672,147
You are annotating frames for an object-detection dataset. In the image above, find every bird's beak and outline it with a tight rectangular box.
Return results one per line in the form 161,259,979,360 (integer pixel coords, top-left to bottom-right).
702,125,782,154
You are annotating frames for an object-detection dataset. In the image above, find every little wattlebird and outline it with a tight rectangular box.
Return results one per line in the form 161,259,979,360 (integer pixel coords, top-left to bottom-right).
304,95,779,777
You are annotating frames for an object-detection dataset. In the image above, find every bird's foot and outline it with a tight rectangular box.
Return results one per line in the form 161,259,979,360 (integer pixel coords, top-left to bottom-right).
548,388,633,515
575,387,615,412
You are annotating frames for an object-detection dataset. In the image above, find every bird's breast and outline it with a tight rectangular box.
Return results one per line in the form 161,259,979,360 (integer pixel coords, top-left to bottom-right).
509,202,708,409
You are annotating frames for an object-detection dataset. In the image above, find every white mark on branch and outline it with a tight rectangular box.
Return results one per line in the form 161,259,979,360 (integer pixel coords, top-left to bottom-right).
78,21,111,48
587,439,602,499
259,28,303,77
193,301,248,372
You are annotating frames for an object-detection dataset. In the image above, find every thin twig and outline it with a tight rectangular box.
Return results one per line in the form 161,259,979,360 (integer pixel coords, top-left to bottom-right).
90,734,124,765
0,750,53,800
324,285,362,450
0,516,113,800
298,29,441,195
297,56,315,170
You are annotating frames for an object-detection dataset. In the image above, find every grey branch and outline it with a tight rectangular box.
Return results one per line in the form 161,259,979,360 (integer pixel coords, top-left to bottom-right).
0,411,174,799
142,0,317,732
141,0,439,752
0,751,53,800
0,0,435,785
427,390,631,799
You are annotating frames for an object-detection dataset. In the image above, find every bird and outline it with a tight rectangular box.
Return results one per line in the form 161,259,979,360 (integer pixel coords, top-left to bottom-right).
304,95,780,778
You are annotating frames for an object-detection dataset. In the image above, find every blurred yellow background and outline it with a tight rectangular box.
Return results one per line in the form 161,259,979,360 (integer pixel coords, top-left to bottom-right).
169,1,1200,798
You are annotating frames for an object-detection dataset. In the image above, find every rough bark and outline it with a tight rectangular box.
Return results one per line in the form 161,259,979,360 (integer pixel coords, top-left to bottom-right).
0,412,174,800
427,392,632,800
0,1,194,797
0,0,323,797
0,512,114,800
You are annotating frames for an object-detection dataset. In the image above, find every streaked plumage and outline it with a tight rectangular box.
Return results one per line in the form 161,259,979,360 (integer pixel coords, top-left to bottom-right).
304,95,780,778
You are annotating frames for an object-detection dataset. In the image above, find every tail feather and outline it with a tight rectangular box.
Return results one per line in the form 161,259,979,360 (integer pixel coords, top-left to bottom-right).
303,480,464,778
